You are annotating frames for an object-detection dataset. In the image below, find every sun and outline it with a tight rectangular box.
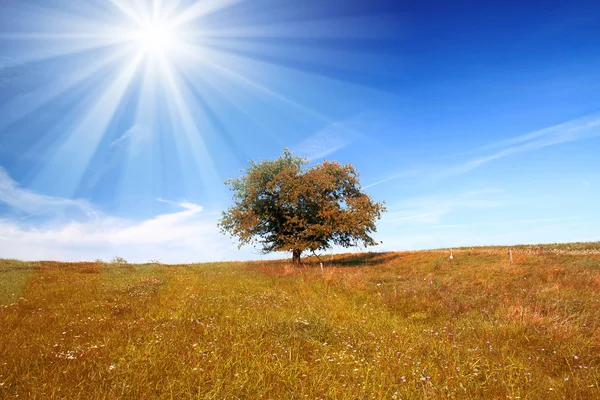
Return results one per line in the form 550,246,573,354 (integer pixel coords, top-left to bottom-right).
130,18,182,59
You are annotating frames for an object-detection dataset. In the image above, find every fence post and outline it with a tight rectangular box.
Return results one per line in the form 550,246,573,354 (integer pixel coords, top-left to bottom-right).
509,250,513,264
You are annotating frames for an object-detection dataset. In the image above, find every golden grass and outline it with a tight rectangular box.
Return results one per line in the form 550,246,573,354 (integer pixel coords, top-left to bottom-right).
1,244,599,399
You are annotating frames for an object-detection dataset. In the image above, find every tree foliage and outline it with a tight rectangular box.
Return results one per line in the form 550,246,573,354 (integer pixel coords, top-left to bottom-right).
218,149,386,263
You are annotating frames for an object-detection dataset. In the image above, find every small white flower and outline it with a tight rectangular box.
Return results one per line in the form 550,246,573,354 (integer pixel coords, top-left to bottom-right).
109,365,115,371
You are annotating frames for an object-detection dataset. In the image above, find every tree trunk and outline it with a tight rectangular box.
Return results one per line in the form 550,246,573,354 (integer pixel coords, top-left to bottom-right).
292,249,302,265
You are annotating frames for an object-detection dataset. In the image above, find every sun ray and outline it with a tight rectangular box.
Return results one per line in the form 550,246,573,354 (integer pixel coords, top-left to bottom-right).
171,0,242,28
194,35,397,77
187,45,331,122
0,1,130,48
0,36,131,69
177,65,276,141
156,57,221,193
0,48,133,133
111,61,160,213
0,0,401,212
181,15,399,39
31,53,144,197
109,0,148,25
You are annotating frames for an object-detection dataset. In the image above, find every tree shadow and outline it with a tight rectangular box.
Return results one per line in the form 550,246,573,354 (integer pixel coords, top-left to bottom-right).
305,251,403,268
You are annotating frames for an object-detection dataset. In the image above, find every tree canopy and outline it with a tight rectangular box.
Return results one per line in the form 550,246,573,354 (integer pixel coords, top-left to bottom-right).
218,149,386,263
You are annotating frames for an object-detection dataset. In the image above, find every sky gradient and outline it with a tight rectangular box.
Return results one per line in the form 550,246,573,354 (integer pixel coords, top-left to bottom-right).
0,0,599,263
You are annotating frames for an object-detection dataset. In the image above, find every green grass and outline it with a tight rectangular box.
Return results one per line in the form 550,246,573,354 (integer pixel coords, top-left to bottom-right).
1,244,599,399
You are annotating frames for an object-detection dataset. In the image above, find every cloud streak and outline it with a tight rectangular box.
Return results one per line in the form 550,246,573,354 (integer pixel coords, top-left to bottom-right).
88,124,150,188
294,121,360,161
367,113,600,188
383,189,505,225
0,167,95,217
440,113,600,177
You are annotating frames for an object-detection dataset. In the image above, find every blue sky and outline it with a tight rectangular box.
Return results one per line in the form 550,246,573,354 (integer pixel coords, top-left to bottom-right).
0,0,598,263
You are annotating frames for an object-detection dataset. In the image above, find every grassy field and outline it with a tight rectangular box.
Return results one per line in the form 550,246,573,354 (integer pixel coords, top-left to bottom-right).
1,243,599,399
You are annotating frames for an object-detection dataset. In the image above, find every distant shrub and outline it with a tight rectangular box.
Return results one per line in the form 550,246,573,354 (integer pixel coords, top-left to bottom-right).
111,256,128,264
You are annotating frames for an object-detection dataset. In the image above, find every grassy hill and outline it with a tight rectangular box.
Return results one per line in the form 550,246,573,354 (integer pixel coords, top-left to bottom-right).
1,243,599,398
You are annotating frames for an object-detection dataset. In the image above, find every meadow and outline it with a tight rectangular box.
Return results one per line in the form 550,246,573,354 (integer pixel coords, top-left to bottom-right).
1,243,599,399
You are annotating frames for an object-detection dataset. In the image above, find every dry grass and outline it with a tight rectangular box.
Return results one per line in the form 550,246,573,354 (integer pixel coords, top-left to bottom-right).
1,243,599,399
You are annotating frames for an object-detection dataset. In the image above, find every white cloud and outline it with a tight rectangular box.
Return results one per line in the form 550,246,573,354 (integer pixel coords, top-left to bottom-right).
0,167,265,263
0,166,95,217
0,200,263,263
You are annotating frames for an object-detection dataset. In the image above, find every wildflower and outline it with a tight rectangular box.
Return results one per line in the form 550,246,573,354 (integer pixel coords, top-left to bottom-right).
109,365,115,371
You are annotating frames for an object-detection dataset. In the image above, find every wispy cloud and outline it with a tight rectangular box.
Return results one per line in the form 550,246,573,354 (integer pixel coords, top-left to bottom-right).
383,189,505,225
0,57,32,88
471,114,600,153
363,169,422,189
368,113,600,188
0,167,95,217
294,121,360,161
89,124,150,188
110,124,149,150
441,113,600,177
430,216,582,229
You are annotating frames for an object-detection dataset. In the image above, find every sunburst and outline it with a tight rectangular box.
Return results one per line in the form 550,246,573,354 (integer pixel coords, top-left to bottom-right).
0,0,389,202
130,18,181,59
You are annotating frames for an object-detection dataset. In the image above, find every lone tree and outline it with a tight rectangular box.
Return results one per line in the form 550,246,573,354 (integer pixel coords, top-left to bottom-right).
218,149,386,264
